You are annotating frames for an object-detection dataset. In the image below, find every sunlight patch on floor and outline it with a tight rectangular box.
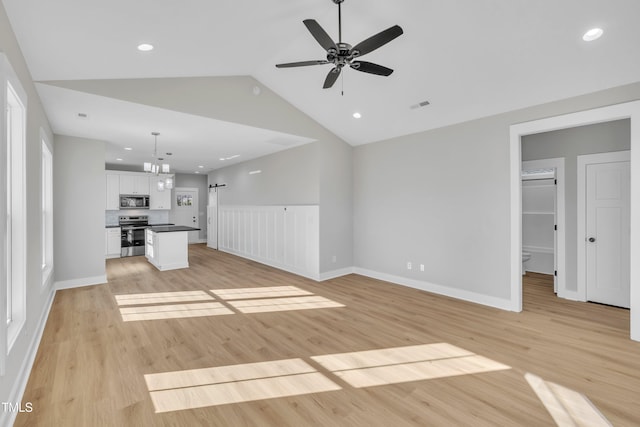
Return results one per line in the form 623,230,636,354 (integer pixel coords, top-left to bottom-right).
227,295,345,314
119,302,233,322
311,343,511,388
115,290,215,306
525,373,612,427
210,286,313,300
145,343,511,413
145,359,341,413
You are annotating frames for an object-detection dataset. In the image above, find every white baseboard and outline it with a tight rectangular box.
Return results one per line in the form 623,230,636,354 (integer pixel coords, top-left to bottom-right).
219,248,321,281
1,287,55,427
214,250,515,311
54,274,107,291
353,267,516,312
319,267,355,281
557,289,584,302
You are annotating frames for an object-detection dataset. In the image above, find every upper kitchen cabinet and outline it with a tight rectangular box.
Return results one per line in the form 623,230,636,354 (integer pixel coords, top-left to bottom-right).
120,174,150,195
149,175,172,210
105,172,120,210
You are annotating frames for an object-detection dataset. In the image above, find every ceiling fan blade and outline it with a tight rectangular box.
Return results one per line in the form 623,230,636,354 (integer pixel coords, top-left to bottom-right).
276,60,329,68
303,19,338,52
351,25,403,57
323,67,342,89
350,61,394,76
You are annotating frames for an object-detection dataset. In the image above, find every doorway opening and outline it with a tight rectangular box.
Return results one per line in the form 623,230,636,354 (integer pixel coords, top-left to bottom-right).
521,159,565,296
509,100,640,341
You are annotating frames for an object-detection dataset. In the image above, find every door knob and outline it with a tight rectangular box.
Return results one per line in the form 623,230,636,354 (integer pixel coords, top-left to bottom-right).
588,237,596,243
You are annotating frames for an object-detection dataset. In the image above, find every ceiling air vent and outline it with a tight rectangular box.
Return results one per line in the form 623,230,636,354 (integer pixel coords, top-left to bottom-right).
77,112,89,119
410,100,430,110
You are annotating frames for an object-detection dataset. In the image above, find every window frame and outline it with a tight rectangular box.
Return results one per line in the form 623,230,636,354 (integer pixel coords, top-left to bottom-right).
0,53,28,373
41,130,53,287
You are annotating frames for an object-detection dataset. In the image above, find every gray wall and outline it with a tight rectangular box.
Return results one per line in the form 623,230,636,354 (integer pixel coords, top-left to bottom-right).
208,138,355,273
53,135,106,283
174,173,208,241
522,119,630,292
319,137,353,273
353,82,640,302
0,2,55,420
209,143,319,206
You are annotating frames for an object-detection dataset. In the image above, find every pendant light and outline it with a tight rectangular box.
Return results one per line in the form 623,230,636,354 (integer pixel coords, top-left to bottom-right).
143,132,173,191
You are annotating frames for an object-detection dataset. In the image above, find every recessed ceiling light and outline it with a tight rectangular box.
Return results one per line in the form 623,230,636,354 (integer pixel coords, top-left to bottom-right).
582,28,603,42
124,147,133,151
198,165,204,168
137,43,154,51
194,171,200,174
249,170,262,175
353,112,362,119
116,158,123,161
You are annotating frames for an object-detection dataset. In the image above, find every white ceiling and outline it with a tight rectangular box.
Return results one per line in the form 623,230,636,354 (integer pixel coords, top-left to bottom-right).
3,0,640,171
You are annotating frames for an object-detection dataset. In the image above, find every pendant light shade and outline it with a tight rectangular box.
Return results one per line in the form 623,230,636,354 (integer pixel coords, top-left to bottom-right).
165,177,174,189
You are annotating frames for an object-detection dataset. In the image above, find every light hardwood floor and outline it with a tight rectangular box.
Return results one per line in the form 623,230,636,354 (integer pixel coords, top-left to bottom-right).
15,247,640,426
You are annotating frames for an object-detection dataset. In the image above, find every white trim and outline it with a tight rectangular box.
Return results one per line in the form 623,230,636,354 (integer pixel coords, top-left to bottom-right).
0,288,54,427
54,275,107,291
510,100,640,341
576,150,631,302
353,268,516,312
318,267,355,281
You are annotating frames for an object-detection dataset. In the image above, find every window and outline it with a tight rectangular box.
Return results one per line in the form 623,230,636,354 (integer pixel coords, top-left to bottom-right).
1,54,27,366
41,133,53,286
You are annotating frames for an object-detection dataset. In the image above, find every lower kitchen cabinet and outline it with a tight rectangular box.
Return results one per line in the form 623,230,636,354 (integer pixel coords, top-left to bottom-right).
105,227,121,258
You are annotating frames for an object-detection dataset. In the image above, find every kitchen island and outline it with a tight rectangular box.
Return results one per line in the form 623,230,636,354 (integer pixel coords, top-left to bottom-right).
145,225,200,271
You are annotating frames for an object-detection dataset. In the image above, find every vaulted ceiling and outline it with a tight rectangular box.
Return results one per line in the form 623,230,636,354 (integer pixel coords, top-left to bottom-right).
3,0,640,172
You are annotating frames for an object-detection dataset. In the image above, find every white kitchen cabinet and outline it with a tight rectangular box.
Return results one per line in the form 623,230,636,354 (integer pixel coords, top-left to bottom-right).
149,175,172,209
105,227,121,258
105,173,120,210
119,174,150,195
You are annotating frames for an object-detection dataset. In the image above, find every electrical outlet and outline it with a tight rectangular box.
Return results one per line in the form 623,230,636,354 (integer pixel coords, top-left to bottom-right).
420,264,425,272
407,262,412,270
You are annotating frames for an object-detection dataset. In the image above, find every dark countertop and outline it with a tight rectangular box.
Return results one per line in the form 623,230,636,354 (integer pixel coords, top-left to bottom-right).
106,225,120,228
147,225,200,233
149,223,174,226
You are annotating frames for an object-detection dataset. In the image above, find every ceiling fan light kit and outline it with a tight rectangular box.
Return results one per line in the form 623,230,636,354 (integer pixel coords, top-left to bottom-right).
275,0,403,89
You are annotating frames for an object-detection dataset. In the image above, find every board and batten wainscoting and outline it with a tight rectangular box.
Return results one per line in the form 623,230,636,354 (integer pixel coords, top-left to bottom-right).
217,205,319,280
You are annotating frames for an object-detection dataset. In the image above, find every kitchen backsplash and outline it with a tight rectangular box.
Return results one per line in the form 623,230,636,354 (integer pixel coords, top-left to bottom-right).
106,210,170,226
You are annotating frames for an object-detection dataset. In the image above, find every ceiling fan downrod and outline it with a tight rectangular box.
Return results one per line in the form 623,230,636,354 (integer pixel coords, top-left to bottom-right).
336,0,343,43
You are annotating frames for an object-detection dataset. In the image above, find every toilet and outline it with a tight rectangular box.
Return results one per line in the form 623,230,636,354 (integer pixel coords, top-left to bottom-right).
522,252,531,275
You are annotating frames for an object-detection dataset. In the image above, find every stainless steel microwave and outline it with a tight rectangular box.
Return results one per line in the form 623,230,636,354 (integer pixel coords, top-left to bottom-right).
119,195,150,209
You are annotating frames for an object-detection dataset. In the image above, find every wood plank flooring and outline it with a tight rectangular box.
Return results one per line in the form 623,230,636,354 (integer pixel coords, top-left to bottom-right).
15,247,640,426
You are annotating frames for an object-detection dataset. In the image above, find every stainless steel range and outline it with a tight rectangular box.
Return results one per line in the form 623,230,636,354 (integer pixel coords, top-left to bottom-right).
119,215,149,257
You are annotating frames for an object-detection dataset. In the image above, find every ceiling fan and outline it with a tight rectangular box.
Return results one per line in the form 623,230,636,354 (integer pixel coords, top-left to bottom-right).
275,0,403,89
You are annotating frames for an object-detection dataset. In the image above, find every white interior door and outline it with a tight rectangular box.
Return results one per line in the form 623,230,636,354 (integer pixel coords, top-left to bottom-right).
207,188,218,249
173,188,199,244
585,160,630,308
